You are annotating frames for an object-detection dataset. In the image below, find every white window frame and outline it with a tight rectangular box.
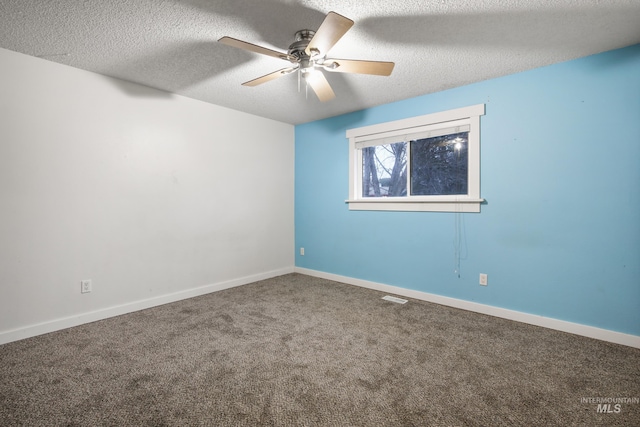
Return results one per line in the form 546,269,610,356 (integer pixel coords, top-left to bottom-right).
346,104,485,213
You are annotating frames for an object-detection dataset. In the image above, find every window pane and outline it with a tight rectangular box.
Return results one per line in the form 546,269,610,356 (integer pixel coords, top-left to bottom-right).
362,142,407,197
410,132,468,196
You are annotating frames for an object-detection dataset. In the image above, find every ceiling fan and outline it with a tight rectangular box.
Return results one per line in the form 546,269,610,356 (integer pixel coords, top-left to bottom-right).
218,11,394,102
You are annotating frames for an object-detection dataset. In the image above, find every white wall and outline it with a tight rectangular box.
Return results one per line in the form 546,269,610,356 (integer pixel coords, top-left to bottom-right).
0,48,294,343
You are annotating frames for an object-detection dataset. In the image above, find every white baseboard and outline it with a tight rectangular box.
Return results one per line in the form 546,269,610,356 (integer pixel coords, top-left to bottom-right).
0,267,294,345
295,267,640,349
5,266,637,349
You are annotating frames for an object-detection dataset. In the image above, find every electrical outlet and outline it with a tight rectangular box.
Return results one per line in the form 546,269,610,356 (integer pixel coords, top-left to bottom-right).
81,279,92,294
300,247,305,256
479,274,488,286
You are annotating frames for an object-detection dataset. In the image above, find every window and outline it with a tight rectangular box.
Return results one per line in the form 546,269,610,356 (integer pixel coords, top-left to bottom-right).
346,104,485,212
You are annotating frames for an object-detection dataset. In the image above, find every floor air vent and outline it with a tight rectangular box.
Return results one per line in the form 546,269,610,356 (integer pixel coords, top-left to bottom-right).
382,295,408,304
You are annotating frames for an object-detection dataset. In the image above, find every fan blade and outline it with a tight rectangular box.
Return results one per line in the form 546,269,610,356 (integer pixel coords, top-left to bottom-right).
323,59,395,76
305,11,354,57
219,36,296,62
242,67,298,87
305,71,335,102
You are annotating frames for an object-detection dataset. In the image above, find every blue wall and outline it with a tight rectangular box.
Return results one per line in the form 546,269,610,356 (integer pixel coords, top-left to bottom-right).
295,44,640,336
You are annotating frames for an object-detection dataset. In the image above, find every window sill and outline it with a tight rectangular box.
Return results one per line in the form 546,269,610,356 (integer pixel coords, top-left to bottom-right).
345,198,485,213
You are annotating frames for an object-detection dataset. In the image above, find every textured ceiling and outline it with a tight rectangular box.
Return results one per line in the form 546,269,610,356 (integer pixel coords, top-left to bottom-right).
1,0,639,124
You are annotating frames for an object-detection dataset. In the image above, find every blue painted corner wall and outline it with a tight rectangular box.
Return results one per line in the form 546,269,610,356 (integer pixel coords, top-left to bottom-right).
295,44,640,336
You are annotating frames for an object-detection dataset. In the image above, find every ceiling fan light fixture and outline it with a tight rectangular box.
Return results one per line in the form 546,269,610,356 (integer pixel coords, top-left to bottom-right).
302,67,320,79
300,58,314,75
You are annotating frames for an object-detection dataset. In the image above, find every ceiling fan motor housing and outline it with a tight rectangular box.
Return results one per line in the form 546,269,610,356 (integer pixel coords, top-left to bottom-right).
288,30,315,60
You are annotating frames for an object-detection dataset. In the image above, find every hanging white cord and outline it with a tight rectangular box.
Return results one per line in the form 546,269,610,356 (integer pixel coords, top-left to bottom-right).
453,212,461,277
453,208,468,278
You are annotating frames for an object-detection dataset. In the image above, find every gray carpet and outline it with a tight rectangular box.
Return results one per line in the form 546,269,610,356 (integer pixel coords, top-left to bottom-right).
1,273,639,426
